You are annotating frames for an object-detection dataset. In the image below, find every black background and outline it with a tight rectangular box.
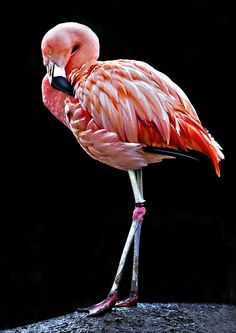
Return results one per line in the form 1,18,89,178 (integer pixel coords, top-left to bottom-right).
1,0,235,329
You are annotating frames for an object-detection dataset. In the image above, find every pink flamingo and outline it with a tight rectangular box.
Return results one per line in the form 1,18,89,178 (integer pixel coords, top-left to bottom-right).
41,22,224,316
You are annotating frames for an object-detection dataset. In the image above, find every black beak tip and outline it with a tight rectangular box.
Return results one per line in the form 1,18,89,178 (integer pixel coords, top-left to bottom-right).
51,76,75,97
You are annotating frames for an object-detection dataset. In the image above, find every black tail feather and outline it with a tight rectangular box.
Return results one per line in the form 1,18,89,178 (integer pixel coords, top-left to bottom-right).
142,146,201,161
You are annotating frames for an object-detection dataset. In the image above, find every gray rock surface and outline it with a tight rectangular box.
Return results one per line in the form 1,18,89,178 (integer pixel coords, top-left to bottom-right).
1,303,236,333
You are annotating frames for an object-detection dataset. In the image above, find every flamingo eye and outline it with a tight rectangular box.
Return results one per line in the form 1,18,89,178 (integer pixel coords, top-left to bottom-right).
48,49,52,56
71,45,79,54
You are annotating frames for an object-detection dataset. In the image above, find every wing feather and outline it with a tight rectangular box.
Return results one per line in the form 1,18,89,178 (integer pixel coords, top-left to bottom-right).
75,60,200,146
69,59,223,173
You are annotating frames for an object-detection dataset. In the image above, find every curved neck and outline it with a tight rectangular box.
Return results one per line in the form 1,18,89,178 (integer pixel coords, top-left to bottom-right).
42,75,74,126
66,26,100,74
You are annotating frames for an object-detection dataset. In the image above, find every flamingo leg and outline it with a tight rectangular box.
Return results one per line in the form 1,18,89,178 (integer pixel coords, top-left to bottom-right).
115,169,144,307
78,169,145,316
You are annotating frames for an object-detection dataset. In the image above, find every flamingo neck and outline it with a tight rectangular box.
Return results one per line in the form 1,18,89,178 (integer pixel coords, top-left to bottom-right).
42,75,75,126
66,27,100,74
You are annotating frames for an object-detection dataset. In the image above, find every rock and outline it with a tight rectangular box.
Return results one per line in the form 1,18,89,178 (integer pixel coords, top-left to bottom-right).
1,303,236,333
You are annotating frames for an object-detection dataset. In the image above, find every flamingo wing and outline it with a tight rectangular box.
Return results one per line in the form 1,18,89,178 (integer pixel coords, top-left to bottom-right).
69,60,223,174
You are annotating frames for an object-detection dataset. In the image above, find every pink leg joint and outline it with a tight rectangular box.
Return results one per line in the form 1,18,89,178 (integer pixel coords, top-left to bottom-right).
133,203,146,222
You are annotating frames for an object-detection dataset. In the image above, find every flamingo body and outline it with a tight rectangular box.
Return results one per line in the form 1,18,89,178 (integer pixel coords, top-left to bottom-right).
41,22,224,316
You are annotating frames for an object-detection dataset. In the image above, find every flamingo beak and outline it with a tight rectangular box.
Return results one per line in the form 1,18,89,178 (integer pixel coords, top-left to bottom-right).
46,61,75,97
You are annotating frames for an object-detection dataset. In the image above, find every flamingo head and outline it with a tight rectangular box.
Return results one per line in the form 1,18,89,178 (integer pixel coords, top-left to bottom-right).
41,22,100,96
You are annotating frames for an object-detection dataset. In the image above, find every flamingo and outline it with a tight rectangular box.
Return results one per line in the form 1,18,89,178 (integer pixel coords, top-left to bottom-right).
41,22,224,316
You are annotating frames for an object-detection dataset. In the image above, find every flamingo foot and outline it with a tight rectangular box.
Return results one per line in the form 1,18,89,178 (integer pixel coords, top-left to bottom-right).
115,293,138,307
77,292,119,316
